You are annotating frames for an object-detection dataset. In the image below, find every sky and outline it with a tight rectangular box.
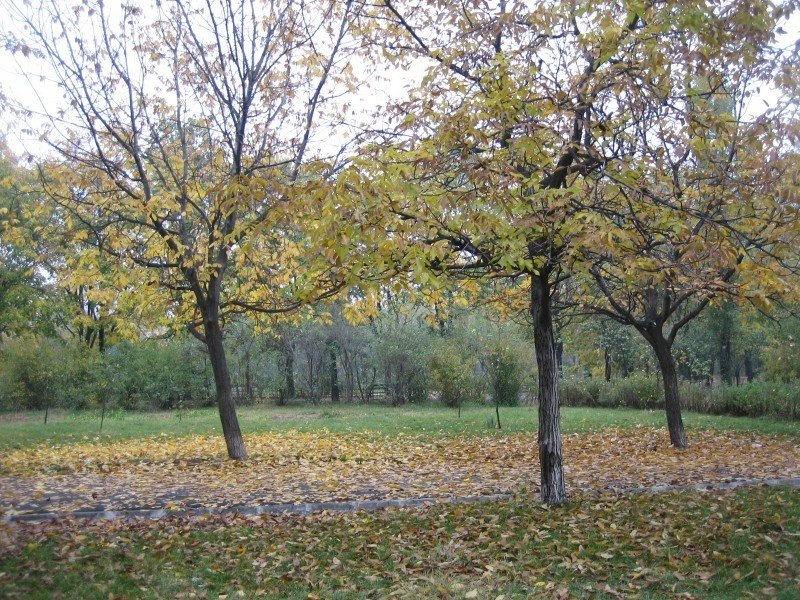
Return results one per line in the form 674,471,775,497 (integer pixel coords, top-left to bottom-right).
0,0,797,163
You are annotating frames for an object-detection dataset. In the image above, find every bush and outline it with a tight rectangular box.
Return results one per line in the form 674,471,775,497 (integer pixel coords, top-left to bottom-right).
483,342,524,407
429,345,484,408
762,321,800,383
104,340,212,410
679,381,714,413
0,337,103,410
561,375,660,409
560,378,603,407
371,323,432,405
559,375,799,420
598,376,662,409
0,337,215,413
710,381,799,419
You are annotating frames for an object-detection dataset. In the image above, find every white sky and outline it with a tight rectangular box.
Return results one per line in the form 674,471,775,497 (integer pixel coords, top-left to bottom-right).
0,1,796,162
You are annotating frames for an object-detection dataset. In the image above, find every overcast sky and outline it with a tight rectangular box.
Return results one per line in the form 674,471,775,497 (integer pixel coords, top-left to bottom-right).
0,1,796,162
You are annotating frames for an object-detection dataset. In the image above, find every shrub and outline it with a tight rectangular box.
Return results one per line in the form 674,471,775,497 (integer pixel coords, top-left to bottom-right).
598,375,662,409
483,343,524,407
0,337,103,410
104,340,212,410
559,375,799,420
679,381,713,413
429,345,484,408
762,325,800,383
710,381,799,419
560,378,603,407
371,323,432,405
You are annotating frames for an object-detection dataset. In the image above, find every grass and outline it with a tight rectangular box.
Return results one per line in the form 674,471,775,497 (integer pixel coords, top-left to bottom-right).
1,486,798,598
0,403,798,450
1,404,797,598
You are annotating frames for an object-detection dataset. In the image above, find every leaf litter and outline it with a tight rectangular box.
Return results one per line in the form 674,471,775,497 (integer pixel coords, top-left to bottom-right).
0,428,797,518
0,486,797,598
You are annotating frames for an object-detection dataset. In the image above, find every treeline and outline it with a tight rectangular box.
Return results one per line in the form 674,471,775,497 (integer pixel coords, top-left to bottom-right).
2,301,797,420
0,304,532,413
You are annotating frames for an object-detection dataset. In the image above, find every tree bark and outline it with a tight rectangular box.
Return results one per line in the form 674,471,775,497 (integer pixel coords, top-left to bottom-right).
530,271,566,505
205,318,248,460
720,342,734,385
743,353,755,383
244,357,253,403
604,347,612,382
284,345,295,399
329,343,340,402
555,340,564,376
647,332,688,449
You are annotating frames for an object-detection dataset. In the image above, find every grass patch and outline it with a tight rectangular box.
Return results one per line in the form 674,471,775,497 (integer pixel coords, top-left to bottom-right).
1,486,797,598
0,404,798,450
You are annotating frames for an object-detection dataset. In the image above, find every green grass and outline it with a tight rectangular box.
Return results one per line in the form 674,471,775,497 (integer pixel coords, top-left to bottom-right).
1,486,797,598
0,403,798,450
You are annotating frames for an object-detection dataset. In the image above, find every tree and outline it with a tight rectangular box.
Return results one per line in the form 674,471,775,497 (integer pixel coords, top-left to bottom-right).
7,0,357,459
0,145,57,337
572,39,800,446
345,0,796,503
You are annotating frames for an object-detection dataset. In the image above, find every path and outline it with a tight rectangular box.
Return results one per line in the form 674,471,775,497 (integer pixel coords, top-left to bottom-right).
2,428,798,522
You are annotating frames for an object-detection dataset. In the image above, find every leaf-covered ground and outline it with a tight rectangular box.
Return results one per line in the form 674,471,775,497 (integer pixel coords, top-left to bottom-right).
1,428,798,518
1,486,797,599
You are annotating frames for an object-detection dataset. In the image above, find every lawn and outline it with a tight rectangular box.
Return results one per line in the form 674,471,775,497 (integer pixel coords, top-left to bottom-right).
1,487,798,599
1,404,798,598
1,403,798,450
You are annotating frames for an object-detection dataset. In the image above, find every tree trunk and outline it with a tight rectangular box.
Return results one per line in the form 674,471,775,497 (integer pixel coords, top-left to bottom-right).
720,342,734,385
530,271,566,505
648,332,688,449
308,356,317,403
99,397,107,433
329,343,340,402
555,340,564,376
743,353,755,383
244,358,253,402
604,347,612,382
284,346,295,399
205,318,248,460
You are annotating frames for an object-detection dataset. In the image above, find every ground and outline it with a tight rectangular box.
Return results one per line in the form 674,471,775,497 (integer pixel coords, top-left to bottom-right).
1,404,798,598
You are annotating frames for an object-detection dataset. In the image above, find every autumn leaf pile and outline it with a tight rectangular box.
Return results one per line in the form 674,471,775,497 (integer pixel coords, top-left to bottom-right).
1,428,798,517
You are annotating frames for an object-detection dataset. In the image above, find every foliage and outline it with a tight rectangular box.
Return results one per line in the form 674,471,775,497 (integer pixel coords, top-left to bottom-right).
559,378,605,408
457,313,530,407
0,338,103,411
597,376,662,410
104,341,213,411
563,317,648,380
429,343,484,409
762,315,800,383
369,307,433,405
560,375,799,420
485,343,524,407
709,382,799,420
559,376,663,410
